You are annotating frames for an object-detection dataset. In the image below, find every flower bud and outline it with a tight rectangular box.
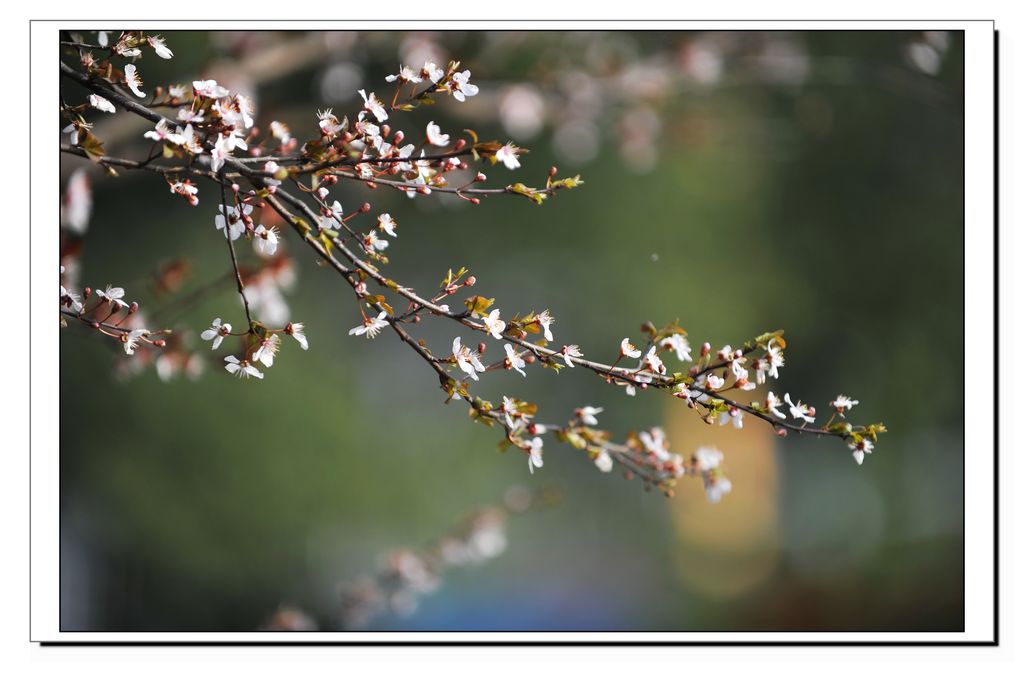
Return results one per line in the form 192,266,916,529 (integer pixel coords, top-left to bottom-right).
84,287,92,299
381,124,391,138
469,197,481,205
525,354,536,365
231,183,240,193
153,339,167,348
477,342,487,354
360,202,371,213
549,166,558,176
454,138,467,151
776,428,788,438
465,276,477,287
475,172,487,183
128,302,139,314
701,342,711,357
393,130,404,145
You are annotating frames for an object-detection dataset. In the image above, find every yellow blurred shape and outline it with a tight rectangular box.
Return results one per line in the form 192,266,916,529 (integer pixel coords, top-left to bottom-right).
666,397,780,598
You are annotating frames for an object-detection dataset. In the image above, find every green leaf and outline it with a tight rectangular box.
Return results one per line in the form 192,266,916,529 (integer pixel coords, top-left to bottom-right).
464,295,494,317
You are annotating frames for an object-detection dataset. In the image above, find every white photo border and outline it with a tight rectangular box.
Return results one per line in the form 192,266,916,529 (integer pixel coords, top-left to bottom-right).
30,19,996,644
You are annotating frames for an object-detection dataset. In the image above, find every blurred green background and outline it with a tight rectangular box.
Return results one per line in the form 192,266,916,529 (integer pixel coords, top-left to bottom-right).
59,30,964,632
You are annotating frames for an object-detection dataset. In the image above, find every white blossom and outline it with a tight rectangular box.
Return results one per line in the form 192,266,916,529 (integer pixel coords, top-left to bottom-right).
200,318,232,350
425,121,449,147
560,344,584,368
719,407,744,429
576,406,603,426
147,35,173,59
449,70,479,102
694,446,724,472
639,427,673,461
252,334,281,367
363,230,389,254
60,281,83,313
535,310,555,342
453,336,487,381
377,213,397,237
831,394,859,413
88,94,115,113
144,119,185,145
527,437,544,474
849,438,874,465
704,373,725,391
766,341,784,380
253,225,280,257
61,168,92,234
784,392,815,423
177,124,203,154
620,337,642,359
193,79,229,99
482,309,506,339
504,343,526,377
494,143,522,170
594,449,614,473
501,395,520,430
642,346,667,375
705,475,733,503
122,329,149,355
422,61,445,84
224,354,264,379
766,391,786,419
210,133,243,173
317,108,344,137
358,89,389,122
95,285,128,308
176,107,203,122
386,65,422,83
123,64,145,98
349,311,390,339
270,121,292,144
286,322,308,350
215,203,251,241
659,333,692,362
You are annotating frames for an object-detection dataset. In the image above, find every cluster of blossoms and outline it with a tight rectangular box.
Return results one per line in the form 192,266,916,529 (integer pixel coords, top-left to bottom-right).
59,265,164,356
326,486,548,630
202,317,309,380
494,394,732,501
215,198,282,259
60,34,884,507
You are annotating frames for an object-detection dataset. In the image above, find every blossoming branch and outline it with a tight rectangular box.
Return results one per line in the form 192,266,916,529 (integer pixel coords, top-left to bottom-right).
59,31,887,504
